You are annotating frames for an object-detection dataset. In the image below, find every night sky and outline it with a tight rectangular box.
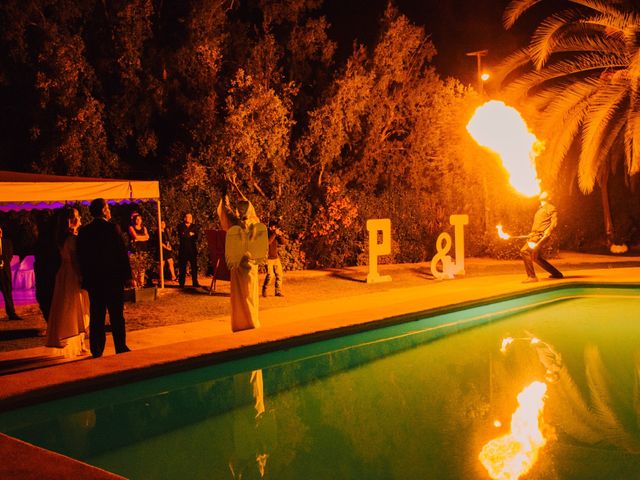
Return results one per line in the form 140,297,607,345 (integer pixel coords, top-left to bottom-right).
325,0,529,85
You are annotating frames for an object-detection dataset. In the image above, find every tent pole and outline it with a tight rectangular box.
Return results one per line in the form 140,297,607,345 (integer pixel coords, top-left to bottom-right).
157,199,164,289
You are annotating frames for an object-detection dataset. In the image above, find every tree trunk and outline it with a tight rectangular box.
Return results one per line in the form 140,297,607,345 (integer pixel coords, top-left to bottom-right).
598,172,614,246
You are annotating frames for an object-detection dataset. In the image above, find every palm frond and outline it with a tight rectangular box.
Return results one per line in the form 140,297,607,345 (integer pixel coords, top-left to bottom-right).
628,50,640,86
551,32,626,56
537,77,600,113
579,13,640,39
530,9,585,69
503,0,545,29
500,0,640,201
624,85,640,176
539,95,591,178
493,48,534,89
504,54,625,99
598,112,627,176
548,369,603,444
570,0,630,18
584,344,640,453
578,82,629,191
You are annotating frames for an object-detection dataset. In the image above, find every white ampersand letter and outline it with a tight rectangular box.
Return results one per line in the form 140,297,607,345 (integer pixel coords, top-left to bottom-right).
430,214,469,279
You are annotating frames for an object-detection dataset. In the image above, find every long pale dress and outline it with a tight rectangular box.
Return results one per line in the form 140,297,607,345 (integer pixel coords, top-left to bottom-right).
217,199,267,332
45,235,89,357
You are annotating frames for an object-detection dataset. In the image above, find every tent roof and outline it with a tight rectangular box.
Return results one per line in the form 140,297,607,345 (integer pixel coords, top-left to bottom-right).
0,170,160,211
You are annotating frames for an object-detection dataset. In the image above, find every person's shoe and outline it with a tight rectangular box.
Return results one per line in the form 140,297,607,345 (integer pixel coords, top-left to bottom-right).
521,277,538,284
193,283,202,288
549,273,564,279
8,314,22,320
275,291,284,297
116,346,131,354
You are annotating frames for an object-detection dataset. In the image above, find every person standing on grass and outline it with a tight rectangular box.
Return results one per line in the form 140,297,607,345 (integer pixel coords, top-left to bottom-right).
521,191,564,283
34,212,60,322
177,212,200,288
262,220,286,297
0,224,21,320
217,184,268,332
45,207,89,357
77,198,132,357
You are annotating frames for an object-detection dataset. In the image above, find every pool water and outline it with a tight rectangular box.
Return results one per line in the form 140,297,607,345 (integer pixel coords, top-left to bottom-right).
1,286,640,479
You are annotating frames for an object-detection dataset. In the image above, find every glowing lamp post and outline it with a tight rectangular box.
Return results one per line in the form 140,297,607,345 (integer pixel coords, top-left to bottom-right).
466,49,489,95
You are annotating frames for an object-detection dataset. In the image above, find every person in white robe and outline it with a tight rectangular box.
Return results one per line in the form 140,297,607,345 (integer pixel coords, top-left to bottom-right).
217,189,267,332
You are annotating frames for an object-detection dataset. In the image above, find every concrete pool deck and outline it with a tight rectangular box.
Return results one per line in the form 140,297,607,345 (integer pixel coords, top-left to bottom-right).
1,252,639,478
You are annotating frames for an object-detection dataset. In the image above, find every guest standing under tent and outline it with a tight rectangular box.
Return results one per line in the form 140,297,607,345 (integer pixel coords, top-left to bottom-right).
0,224,20,320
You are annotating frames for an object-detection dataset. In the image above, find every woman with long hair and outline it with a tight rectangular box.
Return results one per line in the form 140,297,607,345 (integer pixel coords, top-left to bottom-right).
45,207,89,357
128,212,149,253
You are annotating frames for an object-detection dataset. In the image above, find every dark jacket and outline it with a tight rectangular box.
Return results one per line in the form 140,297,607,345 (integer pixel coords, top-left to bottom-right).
77,218,132,290
177,223,199,259
267,231,286,260
0,238,13,274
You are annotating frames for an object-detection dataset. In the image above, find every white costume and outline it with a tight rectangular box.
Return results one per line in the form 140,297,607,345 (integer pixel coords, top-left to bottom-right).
217,197,267,332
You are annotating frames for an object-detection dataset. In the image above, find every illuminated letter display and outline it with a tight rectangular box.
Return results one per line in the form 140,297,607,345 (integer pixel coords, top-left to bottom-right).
430,214,469,279
366,219,392,284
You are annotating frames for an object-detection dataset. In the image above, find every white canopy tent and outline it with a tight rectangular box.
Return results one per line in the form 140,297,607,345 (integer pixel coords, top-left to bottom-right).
0,170,166,288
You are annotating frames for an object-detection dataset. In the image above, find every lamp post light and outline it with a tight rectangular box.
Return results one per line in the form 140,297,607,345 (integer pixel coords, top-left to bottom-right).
466,49,489,95
466,49,490,232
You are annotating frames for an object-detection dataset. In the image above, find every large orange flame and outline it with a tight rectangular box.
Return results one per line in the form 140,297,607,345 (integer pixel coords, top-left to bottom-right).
467,101,543,197
479,381,547,480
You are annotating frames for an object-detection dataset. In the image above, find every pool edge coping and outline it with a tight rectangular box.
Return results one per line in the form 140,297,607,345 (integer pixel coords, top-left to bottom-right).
1,278,637,413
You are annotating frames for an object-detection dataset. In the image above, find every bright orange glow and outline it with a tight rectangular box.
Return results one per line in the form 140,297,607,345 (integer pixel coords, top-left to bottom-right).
496,225,511,240
527,241,537,249
467,100,543,197
479,381,548,480
481,72,491,81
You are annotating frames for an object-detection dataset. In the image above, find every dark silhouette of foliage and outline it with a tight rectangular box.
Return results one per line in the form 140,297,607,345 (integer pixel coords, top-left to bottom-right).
0,0,576,267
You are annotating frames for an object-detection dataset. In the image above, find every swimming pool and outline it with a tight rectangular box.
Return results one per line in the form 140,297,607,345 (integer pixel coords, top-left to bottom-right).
1,285,639,479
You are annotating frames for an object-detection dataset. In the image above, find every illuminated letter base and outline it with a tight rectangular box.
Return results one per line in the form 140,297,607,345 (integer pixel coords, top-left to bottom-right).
366,218,392,284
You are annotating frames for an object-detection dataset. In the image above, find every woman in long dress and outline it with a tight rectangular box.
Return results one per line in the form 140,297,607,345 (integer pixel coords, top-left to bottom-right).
45,207,89,357
217,190,266,332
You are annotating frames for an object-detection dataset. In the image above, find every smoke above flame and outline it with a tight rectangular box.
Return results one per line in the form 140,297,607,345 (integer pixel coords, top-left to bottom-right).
467,101,543,197
479,381,548,480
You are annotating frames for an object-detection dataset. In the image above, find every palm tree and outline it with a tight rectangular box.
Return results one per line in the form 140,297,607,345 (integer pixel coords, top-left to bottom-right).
497,0,640,246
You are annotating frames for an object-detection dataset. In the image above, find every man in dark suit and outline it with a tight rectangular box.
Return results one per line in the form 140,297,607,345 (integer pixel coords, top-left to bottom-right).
0,224,21,320
77,199,132,357
33,212,60,322
177,212,201,287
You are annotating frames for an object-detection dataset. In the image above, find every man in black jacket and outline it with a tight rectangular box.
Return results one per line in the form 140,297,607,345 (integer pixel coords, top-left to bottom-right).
177,212,200,287
33,212,60,322
77,199,132,357
0,224,21,320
